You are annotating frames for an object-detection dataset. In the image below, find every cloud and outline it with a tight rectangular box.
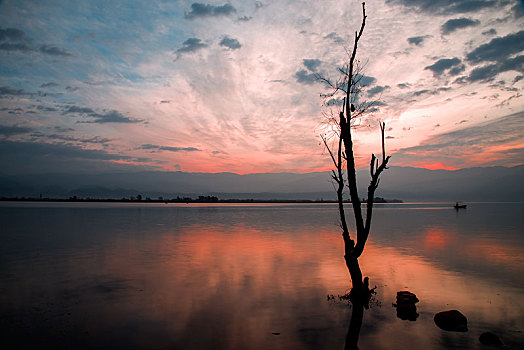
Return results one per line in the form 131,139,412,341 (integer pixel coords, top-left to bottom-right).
1,108,23,117
388,0,499,15
40,82,59,88
482,28,497,36
468,55,524,82
465,30,524,81
1,107,22,112
466,30,524,64
0,140,157,174
0,42,33,52
412,86,451,96
0,27,32,53
1,1,521,175
0,86,60,99
63,105,96,114
413,89,431,96
39,44,72,57
355,74,377,87
367,85,390,98
0,125,32,136
295,70,317,85
219,36,241,50
359,100,388,113
295,59,324,85
54,126,75,133
139,144,200,152
0,27,29,42
34,134,112,144
326,74,377,93
0,140,126,160
63,105,143,123
0,86,28,97
392,111,524,168
325,98,344,106
303,59,321,72
441,18,480,35
36,105,58,112
324,32,344,44
512,2,524,18
175,38,207,55
425,57,465,77
86,110,143,123
0,27,70,57
184,3,236,19
407,36,428,45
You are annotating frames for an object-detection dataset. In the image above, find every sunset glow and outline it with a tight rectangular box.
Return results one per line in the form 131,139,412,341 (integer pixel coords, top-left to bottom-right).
0,0,522,174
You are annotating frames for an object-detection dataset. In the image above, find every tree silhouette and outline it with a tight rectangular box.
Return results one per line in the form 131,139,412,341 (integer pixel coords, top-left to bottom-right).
320,3,390,347
322,0,389,296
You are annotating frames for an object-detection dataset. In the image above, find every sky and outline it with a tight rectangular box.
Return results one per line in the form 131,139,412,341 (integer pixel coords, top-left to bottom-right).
0,0,523,175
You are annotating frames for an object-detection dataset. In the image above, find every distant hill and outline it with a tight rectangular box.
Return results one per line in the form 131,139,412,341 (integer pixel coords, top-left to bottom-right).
0,165,523,201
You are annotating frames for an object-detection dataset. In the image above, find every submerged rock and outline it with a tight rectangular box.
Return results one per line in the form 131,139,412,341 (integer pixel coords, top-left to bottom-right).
394,291,419,321
434,310,468,332
479,332,503,346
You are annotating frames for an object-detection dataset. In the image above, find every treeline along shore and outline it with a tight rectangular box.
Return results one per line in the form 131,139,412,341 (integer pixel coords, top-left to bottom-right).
0,195,403,204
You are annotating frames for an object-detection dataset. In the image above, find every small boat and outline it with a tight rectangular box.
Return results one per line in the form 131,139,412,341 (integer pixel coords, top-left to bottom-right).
453,202,467,209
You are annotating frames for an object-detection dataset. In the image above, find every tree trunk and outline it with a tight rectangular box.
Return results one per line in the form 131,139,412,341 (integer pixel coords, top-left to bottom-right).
345,254,363,291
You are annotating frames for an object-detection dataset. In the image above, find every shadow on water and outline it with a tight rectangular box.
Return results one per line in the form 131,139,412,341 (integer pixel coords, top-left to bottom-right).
342,270,379,350
344,291,366,350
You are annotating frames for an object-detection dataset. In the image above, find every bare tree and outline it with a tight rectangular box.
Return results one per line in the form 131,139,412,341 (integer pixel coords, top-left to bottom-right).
320,4,390,348
321,2,390,300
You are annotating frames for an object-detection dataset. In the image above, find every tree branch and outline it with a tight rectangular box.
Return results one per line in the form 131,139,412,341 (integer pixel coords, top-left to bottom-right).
353,122,390,258
322,119,352,249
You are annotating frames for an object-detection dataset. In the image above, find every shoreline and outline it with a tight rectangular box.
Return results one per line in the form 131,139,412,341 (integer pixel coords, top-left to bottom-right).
0,197,403,204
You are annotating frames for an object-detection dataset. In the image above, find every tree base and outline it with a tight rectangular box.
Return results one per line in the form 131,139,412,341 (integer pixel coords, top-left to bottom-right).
348,276,375,309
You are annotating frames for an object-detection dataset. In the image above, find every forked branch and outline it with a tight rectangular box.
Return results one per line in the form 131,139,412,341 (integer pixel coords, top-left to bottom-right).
352,122,390,258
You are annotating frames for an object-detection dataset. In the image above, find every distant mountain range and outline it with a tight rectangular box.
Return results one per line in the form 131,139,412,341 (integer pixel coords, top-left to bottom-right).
1,165,523,202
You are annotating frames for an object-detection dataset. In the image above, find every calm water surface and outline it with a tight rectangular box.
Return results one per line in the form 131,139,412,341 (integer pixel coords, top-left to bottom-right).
0,202,523,349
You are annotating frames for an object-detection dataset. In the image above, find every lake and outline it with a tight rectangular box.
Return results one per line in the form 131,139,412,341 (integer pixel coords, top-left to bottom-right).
1,202,523,349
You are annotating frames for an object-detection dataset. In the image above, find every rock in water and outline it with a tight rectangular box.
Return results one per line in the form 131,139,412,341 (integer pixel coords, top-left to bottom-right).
434,310,468,332
396,291,419,305
394,291,419,321
479,332,503,346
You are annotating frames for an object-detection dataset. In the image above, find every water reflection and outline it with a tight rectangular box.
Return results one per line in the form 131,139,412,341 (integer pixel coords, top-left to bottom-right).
0,203,523,349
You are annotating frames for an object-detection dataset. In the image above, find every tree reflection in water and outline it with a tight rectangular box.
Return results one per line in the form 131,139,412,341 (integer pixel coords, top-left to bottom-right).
344,275,374,350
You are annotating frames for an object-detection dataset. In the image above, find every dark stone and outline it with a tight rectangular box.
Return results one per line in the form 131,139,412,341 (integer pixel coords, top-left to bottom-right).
394,291,419,321
396,291,419,306
434,310,468,332
479,332,503,346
